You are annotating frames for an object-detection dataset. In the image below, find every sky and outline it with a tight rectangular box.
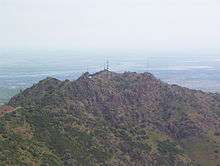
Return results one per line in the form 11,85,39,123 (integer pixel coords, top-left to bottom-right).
0,0,220,55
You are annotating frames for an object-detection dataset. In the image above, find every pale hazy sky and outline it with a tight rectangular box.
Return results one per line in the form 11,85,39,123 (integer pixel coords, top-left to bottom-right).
0,0,220,54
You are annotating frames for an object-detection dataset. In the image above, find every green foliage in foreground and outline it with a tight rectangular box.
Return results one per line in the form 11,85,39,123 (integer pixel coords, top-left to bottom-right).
0,108,114,165
0,107,189,166
0,113,61,166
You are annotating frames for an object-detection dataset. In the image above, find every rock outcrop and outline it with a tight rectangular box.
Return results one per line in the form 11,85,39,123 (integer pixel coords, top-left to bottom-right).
1,70,219,165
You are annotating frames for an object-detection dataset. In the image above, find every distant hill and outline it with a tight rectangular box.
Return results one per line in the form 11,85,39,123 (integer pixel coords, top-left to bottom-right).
1,70,219,165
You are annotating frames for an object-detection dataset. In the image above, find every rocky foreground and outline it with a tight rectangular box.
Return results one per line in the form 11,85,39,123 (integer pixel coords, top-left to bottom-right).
1,70,220,165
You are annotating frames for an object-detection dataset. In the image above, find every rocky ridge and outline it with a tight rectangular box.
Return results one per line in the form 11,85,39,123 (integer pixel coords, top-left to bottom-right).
1,70,219,165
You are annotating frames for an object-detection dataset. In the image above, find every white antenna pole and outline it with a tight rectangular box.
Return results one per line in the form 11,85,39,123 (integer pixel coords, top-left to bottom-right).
107,59,109,71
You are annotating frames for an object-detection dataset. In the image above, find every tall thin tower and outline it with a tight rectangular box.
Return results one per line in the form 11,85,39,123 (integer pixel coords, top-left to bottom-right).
106,59,109,71
105,59,110,79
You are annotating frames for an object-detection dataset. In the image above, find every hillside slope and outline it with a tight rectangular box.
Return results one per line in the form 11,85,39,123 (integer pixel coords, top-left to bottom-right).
1,70,220,165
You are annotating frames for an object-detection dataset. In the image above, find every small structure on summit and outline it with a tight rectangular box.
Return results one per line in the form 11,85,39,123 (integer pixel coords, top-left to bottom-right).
106,60,110,71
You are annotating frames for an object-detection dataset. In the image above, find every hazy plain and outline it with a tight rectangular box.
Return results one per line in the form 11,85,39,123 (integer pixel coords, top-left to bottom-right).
1,50,220,104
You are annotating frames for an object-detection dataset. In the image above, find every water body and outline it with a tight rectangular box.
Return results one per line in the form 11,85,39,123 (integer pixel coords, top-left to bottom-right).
1,50,220,104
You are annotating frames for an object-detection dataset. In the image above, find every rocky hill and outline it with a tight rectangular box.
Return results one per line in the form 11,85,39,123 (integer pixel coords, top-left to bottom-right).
1,70,220,165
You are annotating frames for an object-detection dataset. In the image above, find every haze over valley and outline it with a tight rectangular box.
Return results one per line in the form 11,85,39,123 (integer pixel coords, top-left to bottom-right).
1,50,220,105
1,0,220,165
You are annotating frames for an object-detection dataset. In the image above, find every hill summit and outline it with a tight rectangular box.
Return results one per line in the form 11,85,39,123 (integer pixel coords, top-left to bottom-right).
1,70,220,165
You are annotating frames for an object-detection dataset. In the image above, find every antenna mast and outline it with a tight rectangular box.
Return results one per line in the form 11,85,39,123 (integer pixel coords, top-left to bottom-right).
107,59,109,71
105,59,110,79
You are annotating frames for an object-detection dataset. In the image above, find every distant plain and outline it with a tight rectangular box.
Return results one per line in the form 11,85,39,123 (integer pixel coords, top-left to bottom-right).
1,50,220,105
